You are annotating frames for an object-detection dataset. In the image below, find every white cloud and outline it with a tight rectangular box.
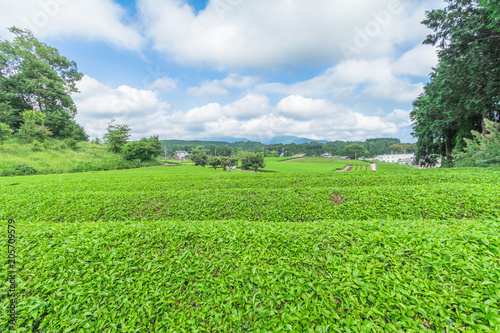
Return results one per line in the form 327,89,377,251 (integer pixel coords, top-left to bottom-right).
73,76,170,139
258,56,425,102
163,94,400,141
149,77,178,92
393,44,439,76
187,74,256,97
187,82,229,98
223,94,270,120
0,0,143,50
139,0,442,68
276,95,345,120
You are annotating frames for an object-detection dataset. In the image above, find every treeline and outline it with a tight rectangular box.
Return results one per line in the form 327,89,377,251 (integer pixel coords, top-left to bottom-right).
163,138,415,158
411,0,500,166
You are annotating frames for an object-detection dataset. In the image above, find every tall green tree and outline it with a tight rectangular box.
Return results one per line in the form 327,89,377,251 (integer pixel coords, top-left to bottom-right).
103,120,131,153
0,27,87,140
411,0,500,165
342,144,367,159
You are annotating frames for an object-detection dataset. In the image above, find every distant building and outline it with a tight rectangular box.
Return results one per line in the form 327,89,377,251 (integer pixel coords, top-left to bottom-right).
175,151,189,160
398,157,414,165
321,153,332,158
374,153,415,164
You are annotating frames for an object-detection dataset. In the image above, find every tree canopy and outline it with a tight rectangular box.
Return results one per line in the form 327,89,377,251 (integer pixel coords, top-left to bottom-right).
0,27,87,140
411,0,500,165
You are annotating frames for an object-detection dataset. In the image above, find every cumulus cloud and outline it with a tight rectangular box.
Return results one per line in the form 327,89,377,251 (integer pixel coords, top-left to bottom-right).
73,76,170,139
0,0,143,50
163,94,400,141
393,44,439,77
258,54,426,102
139,0,442,68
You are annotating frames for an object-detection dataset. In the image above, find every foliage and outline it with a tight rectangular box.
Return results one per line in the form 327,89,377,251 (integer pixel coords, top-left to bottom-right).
342,143,367,159
190,150,209,167
455,118,500,167
207,156,222,169
0,139,162,176
65,137,78,150
220,156,239,171
122,136,163,162
102,120,131,153
241,152,266,172
0,121,11,144
12,163,38,175
480,0,500,31
19,109,52,143
0,27,87,140
1,218,499,331
1,166,500,331
411,0,500,164
162,138,408,158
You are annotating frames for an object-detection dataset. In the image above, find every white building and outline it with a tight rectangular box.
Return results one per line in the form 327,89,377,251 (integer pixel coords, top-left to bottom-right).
374,153,415,164
174,151,189,160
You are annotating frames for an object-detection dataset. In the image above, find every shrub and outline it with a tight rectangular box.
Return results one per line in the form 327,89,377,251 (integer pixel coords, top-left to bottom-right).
14,163,38,175
31,140,43,152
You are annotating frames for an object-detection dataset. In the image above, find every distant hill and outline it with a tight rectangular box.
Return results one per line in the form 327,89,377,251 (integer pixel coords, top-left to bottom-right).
161,135,329,146
260,136,328,145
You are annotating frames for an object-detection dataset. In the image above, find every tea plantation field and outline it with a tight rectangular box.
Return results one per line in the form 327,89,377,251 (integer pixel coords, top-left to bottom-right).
1,163,499,332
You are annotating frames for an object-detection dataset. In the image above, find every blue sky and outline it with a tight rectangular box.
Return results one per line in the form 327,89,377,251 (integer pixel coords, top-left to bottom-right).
0,0,445,142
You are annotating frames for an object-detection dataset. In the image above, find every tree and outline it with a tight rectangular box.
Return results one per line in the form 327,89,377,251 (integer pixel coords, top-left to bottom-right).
191,151,209,167
411,1,500,164
343,144,367,159
122,137,161,162
103,120,130,152
208,156,222,169
481,0,500,31
0,122,11,144
455,118,500,167
19,109,52,143
220,156,239,171
0,27,87,140
241,152,265,172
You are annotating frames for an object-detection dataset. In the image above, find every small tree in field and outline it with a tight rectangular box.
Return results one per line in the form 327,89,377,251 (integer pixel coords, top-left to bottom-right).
241,152,265,172
220,156,239,171
208,156,221,169
103,120,130,152
191,151,209,167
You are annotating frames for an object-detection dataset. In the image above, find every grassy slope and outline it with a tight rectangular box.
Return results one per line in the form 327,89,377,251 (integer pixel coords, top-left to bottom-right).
0,139,163,176
1,164,500,331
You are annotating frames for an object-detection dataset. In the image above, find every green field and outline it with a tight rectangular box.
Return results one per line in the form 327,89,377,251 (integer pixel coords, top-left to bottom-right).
2,162,500,332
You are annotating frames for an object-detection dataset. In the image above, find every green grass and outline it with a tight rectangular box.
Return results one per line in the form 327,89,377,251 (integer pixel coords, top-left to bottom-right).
2,163,500,331
0,139,163,176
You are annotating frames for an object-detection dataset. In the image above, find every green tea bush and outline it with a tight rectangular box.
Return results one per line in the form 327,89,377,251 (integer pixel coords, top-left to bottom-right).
1,219,498,332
